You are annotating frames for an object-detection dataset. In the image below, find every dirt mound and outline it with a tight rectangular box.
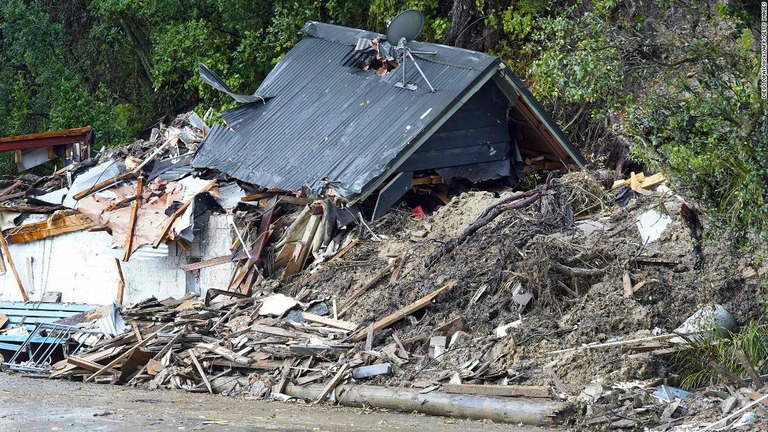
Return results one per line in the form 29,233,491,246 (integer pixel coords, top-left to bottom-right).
286,171,767,428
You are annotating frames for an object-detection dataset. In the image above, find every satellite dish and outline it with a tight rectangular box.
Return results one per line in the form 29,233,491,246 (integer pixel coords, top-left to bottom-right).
386,10,424,44
385,10,436,92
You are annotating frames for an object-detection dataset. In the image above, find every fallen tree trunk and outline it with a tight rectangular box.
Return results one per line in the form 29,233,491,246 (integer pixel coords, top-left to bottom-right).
284,383,573,426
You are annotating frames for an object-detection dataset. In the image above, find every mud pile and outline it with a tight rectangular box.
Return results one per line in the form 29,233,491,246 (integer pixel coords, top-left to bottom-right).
287,171,767,429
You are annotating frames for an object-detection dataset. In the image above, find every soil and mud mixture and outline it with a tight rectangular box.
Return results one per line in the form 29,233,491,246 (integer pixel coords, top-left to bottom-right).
280,171,767,430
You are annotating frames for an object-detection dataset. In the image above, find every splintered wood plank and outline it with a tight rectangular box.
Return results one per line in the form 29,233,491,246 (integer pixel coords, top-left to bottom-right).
114,258,125,304
50,347,122,378
189,349,213,394
709,361,748,388
67,356,107,373
442,384,550,398
274,358,294,394
181,254,245,271
0,233,27,301
7,210,94,244
622,272,633,298
250,324,304,339
197,343,252,365
641,172,666,188
349,282,456,342
85,324,170,383
736,349,764,389
300,312,358,331
315,363,349,404
227,196,276,290
72,171,134,201
123,176,144,261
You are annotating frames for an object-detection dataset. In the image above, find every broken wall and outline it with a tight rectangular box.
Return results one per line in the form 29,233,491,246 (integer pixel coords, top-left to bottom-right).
189,213,237,298
0,214,235,305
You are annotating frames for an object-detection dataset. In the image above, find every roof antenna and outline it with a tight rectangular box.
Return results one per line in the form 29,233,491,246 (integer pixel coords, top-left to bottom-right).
386,10,437,92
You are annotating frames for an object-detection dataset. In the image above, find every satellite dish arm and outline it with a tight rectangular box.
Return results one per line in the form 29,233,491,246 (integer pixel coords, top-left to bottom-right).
404,50,435,93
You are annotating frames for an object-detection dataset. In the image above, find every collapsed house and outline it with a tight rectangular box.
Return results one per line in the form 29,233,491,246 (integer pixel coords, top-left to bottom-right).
194,21,584,219
0,19,766,431
0,21,582,308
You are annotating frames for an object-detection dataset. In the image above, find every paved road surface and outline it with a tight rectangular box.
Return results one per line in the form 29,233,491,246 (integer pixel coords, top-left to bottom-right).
0,373,547,432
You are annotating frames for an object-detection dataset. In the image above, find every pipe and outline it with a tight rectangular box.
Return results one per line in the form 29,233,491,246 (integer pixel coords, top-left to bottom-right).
284,384,571,426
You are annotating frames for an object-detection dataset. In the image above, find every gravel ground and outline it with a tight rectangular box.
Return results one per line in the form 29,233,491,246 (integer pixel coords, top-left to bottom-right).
0,372,546,432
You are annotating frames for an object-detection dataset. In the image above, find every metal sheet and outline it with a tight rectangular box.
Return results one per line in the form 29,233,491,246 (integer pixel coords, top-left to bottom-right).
64,160,124,209
194,21,584,202
198,62,273,104
194,22,499,201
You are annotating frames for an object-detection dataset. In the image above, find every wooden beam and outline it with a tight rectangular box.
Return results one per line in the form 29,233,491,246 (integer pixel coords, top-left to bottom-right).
67,356,107,373
0,204,63,214
72,171,134,201
114,258,125,304
50,346,122,378
315,363,349,404
709,361,749,388
411,175,444,185
123,176,144,261
349,282,456,342
442,384,550,398
7,210,94,244
300,312,358,331
152,179,217,247
0,233,27,301
181,254,244,271
0,181,22,196
241,192,273,202
736,349,765,389
189,349,213,394
338,258,398,317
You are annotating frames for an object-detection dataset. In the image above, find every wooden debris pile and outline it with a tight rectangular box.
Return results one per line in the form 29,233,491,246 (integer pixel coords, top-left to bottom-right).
49,284,462,399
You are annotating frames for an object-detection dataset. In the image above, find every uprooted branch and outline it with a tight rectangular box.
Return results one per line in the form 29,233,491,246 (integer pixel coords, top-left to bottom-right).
425,183,551,268
550,262,606,279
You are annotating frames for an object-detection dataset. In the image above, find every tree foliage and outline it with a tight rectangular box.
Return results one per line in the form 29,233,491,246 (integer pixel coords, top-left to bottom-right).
0,0,764,234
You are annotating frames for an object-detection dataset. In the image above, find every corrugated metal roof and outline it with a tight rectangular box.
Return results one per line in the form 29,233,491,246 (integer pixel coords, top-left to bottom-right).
193,22,499,200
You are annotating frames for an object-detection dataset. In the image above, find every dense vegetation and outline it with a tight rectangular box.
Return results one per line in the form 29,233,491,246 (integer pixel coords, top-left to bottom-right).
0,0,764,234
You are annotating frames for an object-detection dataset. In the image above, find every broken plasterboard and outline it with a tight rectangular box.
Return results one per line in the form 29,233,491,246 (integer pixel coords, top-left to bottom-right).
636,210,671,244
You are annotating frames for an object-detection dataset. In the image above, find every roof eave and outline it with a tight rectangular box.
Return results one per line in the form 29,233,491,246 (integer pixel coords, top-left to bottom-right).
494,64,586,168
349,59,502,204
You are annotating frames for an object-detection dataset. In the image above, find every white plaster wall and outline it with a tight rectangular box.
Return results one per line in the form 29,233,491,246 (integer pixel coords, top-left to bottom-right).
189,214,236,297
0,231,188,306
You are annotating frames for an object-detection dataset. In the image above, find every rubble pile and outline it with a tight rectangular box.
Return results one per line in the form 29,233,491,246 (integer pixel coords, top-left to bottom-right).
0,113,766,430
